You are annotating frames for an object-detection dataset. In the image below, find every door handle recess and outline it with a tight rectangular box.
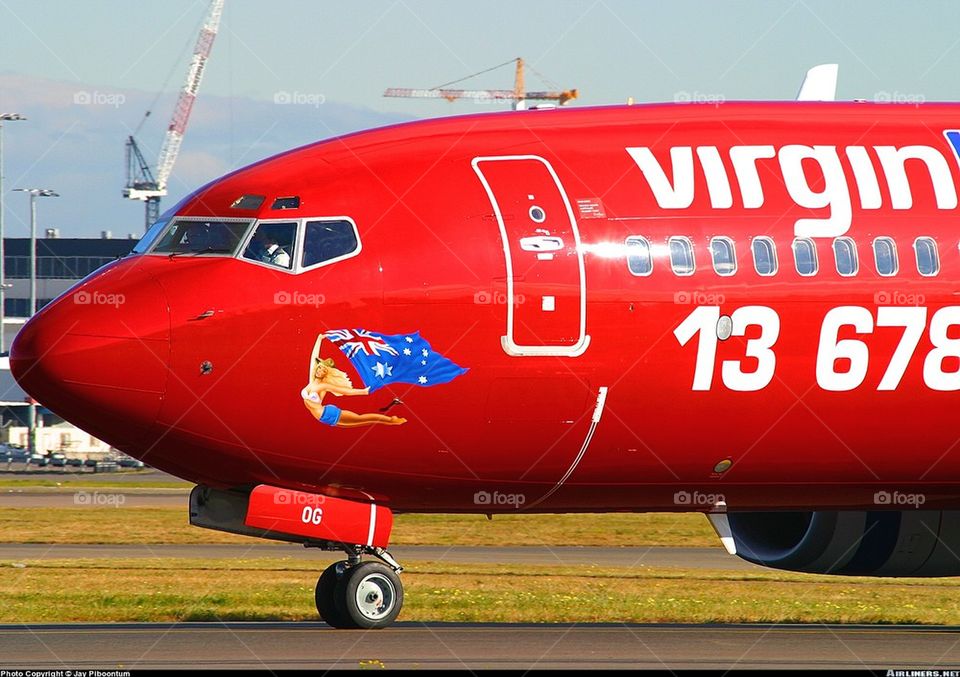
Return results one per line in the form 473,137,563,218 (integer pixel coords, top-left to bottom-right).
519,236,564,252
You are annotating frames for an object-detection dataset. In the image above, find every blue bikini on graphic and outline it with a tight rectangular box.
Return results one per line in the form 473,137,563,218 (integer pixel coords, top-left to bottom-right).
318,404,342,426
302,387,342,426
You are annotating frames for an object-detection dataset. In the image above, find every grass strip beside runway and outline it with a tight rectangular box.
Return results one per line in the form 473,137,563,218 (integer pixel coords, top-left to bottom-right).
2,557,959,624
0,477,191,489
0,508,718,547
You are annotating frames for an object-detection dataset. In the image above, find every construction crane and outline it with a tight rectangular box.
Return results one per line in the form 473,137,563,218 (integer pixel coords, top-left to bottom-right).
384,57,577,111
124,0,224,230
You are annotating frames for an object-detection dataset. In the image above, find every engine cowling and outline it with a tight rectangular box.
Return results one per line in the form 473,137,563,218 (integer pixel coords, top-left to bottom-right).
728,510,960,576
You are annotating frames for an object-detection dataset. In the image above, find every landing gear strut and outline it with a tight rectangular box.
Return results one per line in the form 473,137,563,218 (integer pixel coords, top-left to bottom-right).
312,544,404,629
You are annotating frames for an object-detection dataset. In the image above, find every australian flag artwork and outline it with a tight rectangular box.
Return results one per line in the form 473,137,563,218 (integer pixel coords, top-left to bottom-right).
322,329,468,393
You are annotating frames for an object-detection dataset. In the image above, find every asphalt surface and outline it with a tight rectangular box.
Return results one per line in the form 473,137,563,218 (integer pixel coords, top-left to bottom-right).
0,543,758,569
2,622,958,669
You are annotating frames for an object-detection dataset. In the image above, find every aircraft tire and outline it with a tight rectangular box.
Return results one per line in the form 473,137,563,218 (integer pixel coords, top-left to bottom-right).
334,561,403,629
315,561,352,628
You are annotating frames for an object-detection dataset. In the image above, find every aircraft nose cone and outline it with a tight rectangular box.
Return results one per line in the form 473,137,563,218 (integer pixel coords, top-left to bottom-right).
10,262,170,448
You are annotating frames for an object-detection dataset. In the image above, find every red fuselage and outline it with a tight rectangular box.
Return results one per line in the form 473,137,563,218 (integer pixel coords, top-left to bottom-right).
12,102,960,513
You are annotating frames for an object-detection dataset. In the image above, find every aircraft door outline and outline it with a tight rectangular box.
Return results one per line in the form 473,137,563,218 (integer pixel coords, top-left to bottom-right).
472,155,590,357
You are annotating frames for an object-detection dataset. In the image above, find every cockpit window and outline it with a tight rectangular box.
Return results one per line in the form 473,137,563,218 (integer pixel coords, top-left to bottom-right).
242,221,298,270
301,219,360,269
271,196,301,210
150,219,252,255
132,217,170,254
231,195,265,210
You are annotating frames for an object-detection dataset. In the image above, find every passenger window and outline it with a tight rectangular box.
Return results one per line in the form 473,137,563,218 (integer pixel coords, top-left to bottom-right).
242,221,297,270
914,237,939,276
625,236,652,276
668,236,695,276
833,237,858,276
751,237,778,276
792,238,818,276
709,237,737,276
873,237,898,277
301,219,360,269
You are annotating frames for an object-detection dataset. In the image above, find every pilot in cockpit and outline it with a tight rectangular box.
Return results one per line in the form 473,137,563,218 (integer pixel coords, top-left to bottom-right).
261,232,290,268
245,230,291,268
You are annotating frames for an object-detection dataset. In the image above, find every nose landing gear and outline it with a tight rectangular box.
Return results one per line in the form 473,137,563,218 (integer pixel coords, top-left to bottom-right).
313,545,404,629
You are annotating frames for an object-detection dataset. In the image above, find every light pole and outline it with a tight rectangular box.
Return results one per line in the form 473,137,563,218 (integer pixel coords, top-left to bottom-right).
13,188,58,316
0,113,26,354
13,187,57,458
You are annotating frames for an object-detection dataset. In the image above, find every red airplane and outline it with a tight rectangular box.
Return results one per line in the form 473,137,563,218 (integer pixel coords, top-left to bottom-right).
12,67,960,628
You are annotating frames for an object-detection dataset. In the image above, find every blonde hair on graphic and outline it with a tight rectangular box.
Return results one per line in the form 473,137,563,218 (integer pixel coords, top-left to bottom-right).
313,356,353,393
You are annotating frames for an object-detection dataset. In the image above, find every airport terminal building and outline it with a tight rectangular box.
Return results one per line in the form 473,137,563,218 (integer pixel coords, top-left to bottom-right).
0,235,135,455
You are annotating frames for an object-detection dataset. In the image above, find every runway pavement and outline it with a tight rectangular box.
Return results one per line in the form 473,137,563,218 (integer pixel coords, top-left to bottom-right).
2,622,958,669
0,542,758,569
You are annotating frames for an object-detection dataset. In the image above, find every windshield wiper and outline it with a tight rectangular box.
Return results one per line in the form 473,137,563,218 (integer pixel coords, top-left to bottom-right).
167,247,235,258
189,246,235,256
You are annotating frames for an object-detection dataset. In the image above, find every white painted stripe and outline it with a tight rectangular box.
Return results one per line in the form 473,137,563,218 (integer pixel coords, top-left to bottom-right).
591,386,608,423
525,386,608,509
366,503,377,546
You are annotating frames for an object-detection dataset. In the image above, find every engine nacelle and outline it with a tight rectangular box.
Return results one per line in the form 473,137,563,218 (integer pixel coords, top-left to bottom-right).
728,510,960,576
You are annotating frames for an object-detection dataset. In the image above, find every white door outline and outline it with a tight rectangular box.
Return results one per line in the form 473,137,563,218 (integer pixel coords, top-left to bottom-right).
472,155,590,357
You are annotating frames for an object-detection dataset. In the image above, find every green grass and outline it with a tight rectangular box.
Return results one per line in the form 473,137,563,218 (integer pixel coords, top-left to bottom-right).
0,477,191,489
0,507,718,547
4,558,960,624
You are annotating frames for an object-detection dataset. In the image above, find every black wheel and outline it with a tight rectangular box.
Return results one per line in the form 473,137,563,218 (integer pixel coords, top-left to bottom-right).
315,561,351,628
334,562,403,629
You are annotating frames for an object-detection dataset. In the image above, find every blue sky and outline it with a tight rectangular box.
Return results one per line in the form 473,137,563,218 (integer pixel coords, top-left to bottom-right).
2,0,960,237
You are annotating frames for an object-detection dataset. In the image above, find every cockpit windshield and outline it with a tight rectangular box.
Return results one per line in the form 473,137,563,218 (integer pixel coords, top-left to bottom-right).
131,217,170,255
150,219,253,255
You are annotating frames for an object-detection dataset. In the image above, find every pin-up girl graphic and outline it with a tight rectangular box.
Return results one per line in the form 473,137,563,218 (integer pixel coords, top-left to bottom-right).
301,335,407,428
